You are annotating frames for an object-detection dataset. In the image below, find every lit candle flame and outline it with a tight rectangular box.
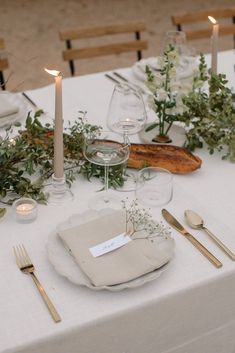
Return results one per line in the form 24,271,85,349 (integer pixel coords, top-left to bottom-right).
44,68,61,77
208,16,217,24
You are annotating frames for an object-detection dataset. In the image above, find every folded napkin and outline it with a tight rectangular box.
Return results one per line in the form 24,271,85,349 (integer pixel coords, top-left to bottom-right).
133,56,196,83
0,94,19,118
58,210,171,287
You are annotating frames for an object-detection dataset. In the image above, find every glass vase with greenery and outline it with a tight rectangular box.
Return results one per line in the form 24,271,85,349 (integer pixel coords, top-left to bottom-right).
145,45,192,143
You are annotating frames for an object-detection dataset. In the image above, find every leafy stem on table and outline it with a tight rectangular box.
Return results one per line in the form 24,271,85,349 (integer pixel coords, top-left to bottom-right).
0,111,125,204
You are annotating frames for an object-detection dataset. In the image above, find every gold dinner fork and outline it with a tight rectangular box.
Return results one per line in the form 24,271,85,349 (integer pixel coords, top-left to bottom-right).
13,244,61,323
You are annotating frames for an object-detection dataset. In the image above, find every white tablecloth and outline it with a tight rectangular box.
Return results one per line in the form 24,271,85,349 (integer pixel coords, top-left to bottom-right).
1,50,235,353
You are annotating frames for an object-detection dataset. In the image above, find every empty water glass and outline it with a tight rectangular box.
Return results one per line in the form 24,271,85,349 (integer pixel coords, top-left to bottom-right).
135,167,173,207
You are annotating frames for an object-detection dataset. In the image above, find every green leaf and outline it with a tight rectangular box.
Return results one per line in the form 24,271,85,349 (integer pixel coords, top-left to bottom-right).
145,123,159,132
0,208,6,218
0,110,117,204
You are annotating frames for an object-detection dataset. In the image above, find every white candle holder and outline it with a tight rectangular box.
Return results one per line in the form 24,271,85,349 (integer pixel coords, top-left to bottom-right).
48,174,73,204
13,198,38,223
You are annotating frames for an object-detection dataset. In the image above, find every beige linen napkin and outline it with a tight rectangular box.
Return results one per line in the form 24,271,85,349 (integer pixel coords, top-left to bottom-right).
0,94,19,118
58,210,171,287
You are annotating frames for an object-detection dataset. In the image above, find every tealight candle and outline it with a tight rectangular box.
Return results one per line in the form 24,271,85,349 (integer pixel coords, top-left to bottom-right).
13,198,37,223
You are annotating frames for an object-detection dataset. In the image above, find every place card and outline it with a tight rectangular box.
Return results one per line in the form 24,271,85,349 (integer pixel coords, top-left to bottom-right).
89,232,132,258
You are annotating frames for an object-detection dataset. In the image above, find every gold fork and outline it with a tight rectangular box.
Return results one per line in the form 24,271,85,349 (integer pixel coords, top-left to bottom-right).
13,244,61,323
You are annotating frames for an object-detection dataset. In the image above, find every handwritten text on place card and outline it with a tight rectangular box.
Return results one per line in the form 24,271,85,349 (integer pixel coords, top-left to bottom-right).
89,233,132,258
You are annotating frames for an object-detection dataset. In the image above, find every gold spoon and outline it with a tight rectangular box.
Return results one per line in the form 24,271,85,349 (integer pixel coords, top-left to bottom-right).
185,210,235,261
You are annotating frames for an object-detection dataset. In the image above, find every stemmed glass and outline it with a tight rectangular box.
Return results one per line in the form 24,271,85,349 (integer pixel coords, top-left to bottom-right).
83,131,130,210
162,31,196,74
162,30,187,55
107,83,147,191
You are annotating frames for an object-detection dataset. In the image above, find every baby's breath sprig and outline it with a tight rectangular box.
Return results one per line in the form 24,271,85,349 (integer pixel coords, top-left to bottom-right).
122,199,171,240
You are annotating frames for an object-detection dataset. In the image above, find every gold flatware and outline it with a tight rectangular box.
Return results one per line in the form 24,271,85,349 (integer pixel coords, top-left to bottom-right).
113,71,146,95
162,209,222,268
113,71,129,82
22,92,38,108
185,209,235,261
13,244,61,323
105,71,146,95
105,73,120,84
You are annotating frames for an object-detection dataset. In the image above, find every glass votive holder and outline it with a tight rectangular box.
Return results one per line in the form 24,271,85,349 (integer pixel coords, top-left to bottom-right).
13,198,38,223
135,167,173,207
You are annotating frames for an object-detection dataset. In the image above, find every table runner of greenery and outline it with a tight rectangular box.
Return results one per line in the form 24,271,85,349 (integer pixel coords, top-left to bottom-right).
0,111,124,204
146,48,235,161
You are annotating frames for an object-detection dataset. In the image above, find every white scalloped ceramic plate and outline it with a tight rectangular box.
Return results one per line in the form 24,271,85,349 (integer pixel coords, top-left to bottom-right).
46,209,175,291
0,92,29,128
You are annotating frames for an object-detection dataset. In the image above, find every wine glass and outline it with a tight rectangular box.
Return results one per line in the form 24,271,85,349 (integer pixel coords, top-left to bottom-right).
162,31,196,75
107,83,147,190
162,30,187,55
83,131,130,210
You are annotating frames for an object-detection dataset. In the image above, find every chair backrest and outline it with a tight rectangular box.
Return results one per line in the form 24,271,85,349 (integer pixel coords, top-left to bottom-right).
171,7,235,40
59,22,148,76
0,38,9,90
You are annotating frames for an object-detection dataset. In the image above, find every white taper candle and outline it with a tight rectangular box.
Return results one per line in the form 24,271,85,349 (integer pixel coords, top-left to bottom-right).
45,69,64,178
208,16,219,74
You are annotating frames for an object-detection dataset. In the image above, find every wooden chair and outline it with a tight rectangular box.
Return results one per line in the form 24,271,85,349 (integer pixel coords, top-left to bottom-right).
0,38,9,90
171,7,235,42
59,22,148,76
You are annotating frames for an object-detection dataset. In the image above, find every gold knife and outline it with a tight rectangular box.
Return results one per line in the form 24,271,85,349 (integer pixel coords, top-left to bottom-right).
162,209,222,268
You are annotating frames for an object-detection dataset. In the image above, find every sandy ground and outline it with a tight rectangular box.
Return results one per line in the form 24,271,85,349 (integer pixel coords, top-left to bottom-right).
0,0,234,91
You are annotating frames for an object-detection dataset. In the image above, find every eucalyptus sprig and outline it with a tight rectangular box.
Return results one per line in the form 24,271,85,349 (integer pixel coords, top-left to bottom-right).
145,49,235,162
178,54,235,161
0,111,124,204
